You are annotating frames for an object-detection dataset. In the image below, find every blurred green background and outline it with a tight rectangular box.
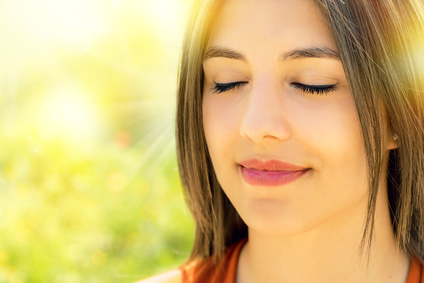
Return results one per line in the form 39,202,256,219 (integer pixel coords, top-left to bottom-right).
0,0,195,282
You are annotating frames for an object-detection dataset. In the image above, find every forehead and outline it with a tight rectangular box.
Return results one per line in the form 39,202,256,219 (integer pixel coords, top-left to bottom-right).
207,0,337,54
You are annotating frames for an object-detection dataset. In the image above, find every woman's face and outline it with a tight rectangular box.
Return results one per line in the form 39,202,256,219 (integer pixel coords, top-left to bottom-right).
202,0,384,235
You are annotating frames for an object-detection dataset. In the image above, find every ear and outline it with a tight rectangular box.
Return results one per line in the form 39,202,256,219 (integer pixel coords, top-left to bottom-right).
386,130,399,150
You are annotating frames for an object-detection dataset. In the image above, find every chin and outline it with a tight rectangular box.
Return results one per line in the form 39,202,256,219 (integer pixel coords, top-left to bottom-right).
240,201,318,237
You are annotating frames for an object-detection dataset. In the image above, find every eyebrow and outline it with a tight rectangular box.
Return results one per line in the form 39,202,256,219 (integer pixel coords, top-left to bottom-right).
204,46,246,61
203,46,340,62
281,47,340,61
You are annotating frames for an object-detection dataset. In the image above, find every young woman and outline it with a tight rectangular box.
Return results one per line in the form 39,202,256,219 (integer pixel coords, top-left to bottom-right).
140,0,424,282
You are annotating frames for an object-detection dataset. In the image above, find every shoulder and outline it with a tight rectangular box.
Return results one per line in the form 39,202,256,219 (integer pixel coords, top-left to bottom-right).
135,269,182,283
405,256,424,283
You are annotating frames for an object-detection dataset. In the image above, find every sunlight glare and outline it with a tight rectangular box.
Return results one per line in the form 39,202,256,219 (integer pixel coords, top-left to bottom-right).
0,0,107,57
41,86,102,143
142,0,188,46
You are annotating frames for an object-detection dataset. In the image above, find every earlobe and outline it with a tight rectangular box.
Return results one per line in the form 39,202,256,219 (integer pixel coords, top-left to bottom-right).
386,133,400,150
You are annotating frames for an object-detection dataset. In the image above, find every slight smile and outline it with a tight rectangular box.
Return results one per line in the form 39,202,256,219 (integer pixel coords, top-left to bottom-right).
239,159,310,187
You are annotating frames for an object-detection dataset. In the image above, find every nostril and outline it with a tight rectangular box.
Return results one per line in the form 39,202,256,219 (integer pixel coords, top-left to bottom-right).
239,113,291,142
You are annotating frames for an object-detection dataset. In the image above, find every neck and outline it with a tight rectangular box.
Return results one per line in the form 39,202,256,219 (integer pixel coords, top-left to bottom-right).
236,188,410,283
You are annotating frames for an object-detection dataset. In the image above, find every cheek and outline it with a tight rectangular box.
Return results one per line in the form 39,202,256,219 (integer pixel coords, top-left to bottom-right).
306,98,367,196
288,92,367,180
321,103,365,170
202,94,241,159
293,93,363,156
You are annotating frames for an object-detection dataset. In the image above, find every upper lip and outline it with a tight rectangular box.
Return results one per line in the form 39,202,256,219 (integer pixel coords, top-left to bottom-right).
239,159,308,171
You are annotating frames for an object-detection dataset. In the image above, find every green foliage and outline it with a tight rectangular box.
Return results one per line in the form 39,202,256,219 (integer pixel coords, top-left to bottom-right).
0,1,196,281
0,136,194,282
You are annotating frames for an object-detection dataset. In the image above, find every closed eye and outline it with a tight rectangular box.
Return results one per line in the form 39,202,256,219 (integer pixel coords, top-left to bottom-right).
291,83,337,95
211,81,248,94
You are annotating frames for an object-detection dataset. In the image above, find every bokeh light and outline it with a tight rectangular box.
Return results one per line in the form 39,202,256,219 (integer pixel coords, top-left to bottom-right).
42,85,102,142
0,0,194,282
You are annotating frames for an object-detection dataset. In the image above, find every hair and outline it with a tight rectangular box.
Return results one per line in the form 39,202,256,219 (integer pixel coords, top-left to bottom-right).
176,0,424,262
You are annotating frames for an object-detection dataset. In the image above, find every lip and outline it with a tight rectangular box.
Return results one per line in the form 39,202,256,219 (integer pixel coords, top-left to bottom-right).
239,159,310,187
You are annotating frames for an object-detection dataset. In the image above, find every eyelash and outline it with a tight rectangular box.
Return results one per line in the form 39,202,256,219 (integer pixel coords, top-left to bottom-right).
211,81,247,94
291,83,337,95
210,81,337,95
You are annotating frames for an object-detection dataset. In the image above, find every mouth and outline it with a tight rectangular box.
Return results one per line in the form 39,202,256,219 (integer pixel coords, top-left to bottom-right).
239,159,310,187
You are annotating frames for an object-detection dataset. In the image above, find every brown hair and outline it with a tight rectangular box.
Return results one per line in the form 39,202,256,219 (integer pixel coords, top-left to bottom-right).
176,0,424,262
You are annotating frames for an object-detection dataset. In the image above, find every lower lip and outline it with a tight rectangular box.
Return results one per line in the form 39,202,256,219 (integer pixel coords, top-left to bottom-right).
240,166,309,187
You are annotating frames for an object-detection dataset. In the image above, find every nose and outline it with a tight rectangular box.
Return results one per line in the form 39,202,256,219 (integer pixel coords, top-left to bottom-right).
239,82,291,143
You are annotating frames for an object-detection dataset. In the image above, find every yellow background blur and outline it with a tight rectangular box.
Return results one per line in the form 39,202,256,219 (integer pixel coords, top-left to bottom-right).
0,0,194,282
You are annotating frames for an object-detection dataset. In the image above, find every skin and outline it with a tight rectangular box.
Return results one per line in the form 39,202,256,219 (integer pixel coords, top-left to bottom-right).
201,0,409,282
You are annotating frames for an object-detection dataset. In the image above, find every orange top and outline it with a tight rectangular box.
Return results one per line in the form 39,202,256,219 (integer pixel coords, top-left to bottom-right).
180,239,424,283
